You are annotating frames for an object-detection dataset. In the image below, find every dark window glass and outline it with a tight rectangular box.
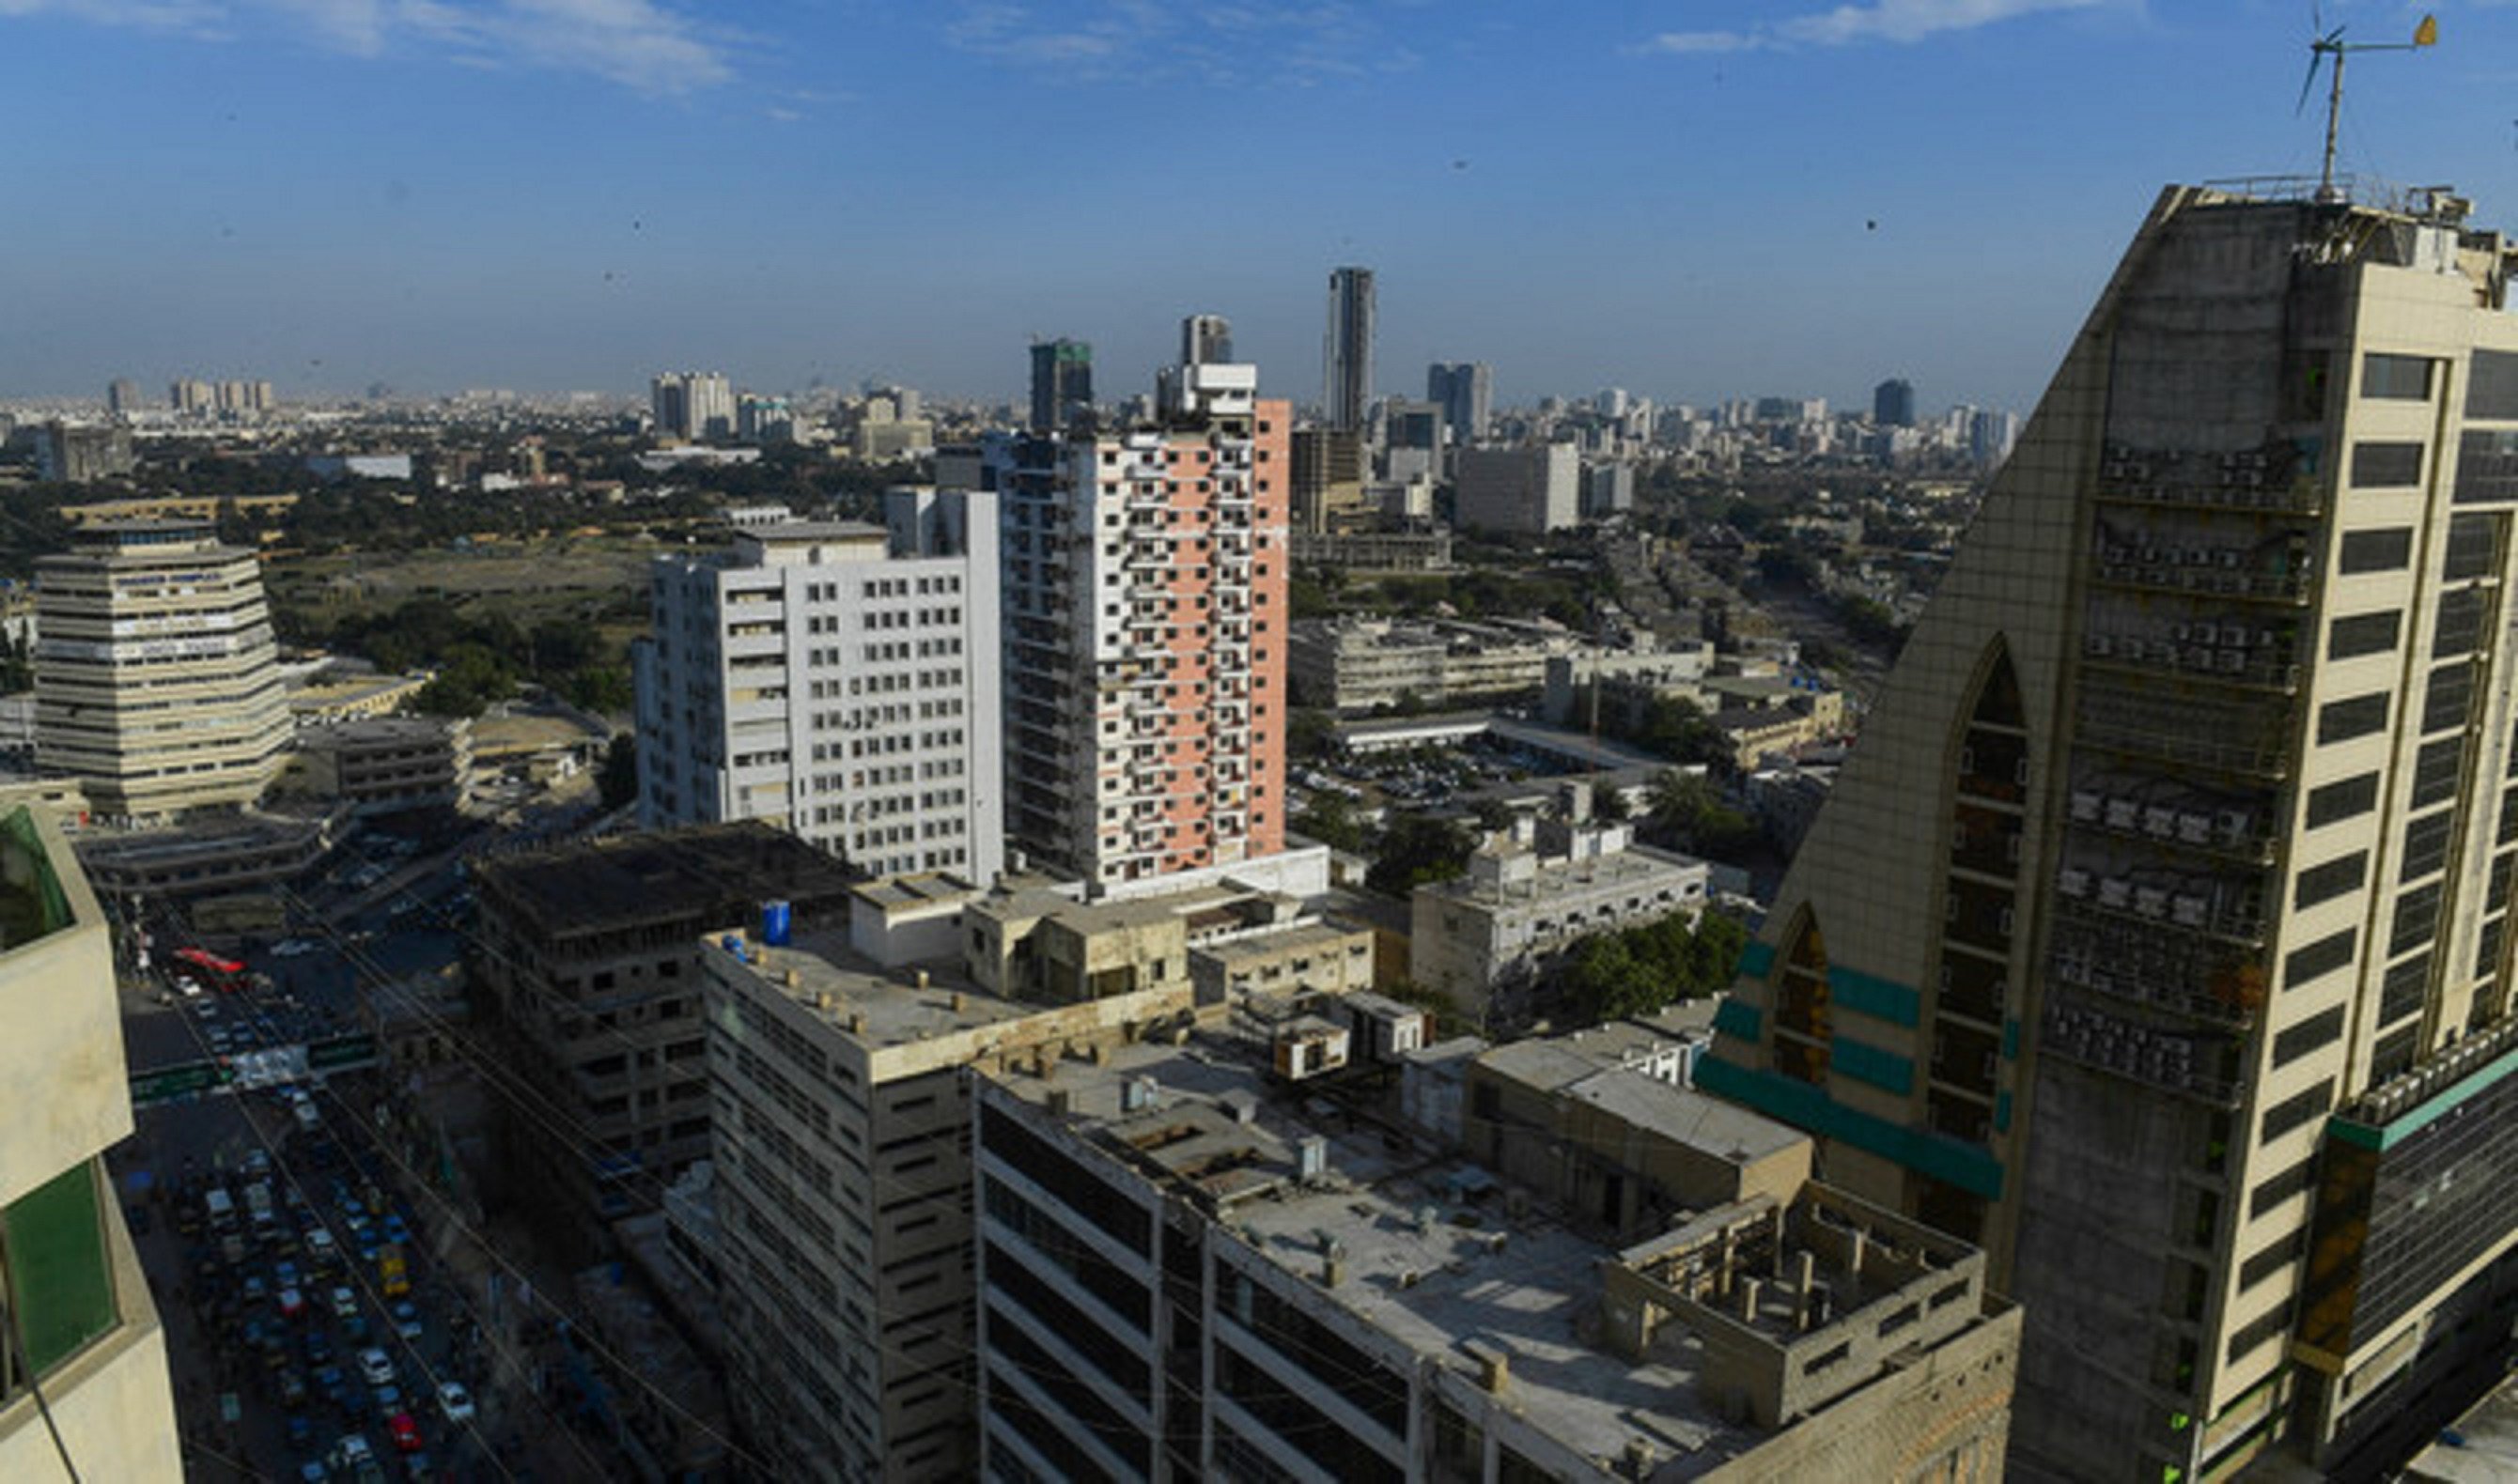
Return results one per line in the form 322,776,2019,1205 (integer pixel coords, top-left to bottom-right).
2239,1230,2306,1291
2317,692,2388,745
2227,1301,2298,1364
2273,1006,2347,1068
2248,1153,2317,1218
2413,736,2468,810
2363,353,2434,400
2,1164,117,1379
2501,792,2518,845
2305,773,2380,828
2380,953,2432,1024
2260,1080,2335,1142
2476,916,2506,980
2433,587,2490,658
2391,883,2443,956
2423,664,2476,735
2294,852,2368,909
2352,441,2424,488
2468,349,2518,420
2455,429,2518,504
2443,514,2504,580
2338,527,2415,573
2371,1021,2421,1080
2328,611,2401,659
2495,853,2518,915
2283,928,2356,990
2401,809,2456,883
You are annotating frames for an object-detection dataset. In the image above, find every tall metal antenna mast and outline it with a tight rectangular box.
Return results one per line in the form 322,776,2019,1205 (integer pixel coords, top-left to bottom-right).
2299,12,2439,202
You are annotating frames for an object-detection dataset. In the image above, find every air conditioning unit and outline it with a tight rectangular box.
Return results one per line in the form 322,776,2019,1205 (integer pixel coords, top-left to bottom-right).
2144,806,2178,839
2172,894,2208,928
2107,798,2141,830
2072,789,2104,822
2100,877,2133,909
2060,868,2092,898
2178,812,2215,844
2135,888,2170,919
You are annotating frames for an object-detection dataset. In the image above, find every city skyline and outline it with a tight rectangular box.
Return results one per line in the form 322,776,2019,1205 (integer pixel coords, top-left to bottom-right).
6,4,2513,410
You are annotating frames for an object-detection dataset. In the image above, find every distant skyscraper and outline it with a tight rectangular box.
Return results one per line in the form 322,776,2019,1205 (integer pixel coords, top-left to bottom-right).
169,379,213,415
650,371,735,441
1874,377,1917,427
1028,337,1093,433
106,379,141,416
1428,361,1493,445
1181,314,1234,365
988,334,1290,892
1324,266,1375,432
1701,182,2518,1480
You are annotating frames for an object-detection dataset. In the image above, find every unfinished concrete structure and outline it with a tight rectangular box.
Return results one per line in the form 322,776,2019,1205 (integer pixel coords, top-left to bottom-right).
1702,182,2518,1477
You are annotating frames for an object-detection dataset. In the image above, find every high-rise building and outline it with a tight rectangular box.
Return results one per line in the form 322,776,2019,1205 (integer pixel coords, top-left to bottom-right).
1428,361,1493,446
0,805,183,1480
105,379,141,416
35,521,288,823
737,393,795,444
1029,338,1094,434
1699,183,2518,1479
35,422,135,484
1290,427,1366,533
1966,408,2018,467
1181,314,1233,365
1453,444,1580,533
651,371,736,441
1873,377,1916,427
1324,265,1376,432
168,379,213,416
987,338,1291,893
634,490,1004,882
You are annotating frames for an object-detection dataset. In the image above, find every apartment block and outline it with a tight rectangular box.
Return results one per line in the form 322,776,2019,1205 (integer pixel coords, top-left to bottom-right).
635,489,1003,883
1701,183,2518,1477
469,823,859,1230
965,879,1375,1011
1289,614,1581,714
698,905,1198,1482
34,520,289,824
987,332,1291,893
281,715,471,816
1453,444,1579,534
0,807,181,1480
971,1006,2018,1482
1413,791,1712,1024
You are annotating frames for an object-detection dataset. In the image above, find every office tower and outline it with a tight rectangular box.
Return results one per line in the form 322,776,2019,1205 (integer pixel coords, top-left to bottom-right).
1289,427,1366,533
650,370,736,441
698,892,1200,1483
1428,361,1493,446
0,806,183,1480
737,393,795,444
1874,377,1917,427
105,379,141,416
1967,408,2018,467
470,823,858,1230
35,422,135,484
971,1003,2021,1482
1029,337,1094,433
1324,265,1375,432
987,338,1290,893
1453,444,1580,533
634,490,1004,882
168,379,212,415
36,521,288,823
1181,313,1234,365
1699,183,2518,1479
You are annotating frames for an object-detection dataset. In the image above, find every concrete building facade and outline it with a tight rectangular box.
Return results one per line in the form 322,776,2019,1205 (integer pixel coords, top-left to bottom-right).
635,489,1004,883
1427,361,1493,446
0,806,182,1482
34,520,289,824
1702,184,2518,1478
1453,444,1579,534
987,342,1291,894
1325,266,1376,433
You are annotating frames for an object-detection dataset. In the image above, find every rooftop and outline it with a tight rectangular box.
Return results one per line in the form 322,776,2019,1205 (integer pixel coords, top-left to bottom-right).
721,928,1035,1051
474,822,859,938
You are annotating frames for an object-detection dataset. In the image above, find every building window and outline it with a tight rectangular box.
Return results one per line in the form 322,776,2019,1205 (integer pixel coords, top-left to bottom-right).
2361,353,2434,401
2350,441,2424,488
2304,772,2379,828
2271,1006,2346,1068
2293,852,2367,910
2337,527,2415,574
2283,928,2356,990
1,1161,117,1384
2259,1079,2335,1142
2315,693,2387,745
2326,611,2401,660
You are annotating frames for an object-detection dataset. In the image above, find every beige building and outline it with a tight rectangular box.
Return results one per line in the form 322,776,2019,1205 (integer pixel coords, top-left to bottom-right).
971,1001,2018,1482
1412,792,1712,1024
1703,183,2518,1479
0,807,182,1481
1289,615,1578,714
35,520,289,823
700,916,1197,1483
283,715,471,816
965,878,1375,1010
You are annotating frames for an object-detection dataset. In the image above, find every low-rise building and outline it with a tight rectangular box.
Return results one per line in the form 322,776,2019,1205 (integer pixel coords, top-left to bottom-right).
1287,527,1453,572
1454,442,1580,533
283,716,471,816
1411,789,1711,1024
1541,642,1718,729
971,998,2019,1482
1290,616,1578,715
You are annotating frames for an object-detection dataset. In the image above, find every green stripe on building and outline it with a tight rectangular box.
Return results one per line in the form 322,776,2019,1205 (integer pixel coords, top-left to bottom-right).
1712,997,1762,1043
2327,1039,2518,1152
1696,1053,2005,1200
1827,966,1921,1027
1736,941,1777,980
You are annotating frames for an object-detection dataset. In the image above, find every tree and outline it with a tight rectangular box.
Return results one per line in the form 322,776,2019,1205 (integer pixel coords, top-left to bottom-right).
597,734,639,810
1291,794,1365,854
1592,784,1632,824
1367,815,1477,897
1559,907,1750,1026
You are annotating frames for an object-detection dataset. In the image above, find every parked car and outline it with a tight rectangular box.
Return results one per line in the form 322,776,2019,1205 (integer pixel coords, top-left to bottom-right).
433,1382,474,1424
386,1412,422,1454
357,1347,395,1388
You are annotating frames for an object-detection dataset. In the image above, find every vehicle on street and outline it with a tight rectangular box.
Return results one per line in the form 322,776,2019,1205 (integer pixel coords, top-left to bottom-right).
378,1244,408,1299
386,1412,422,1454
357,1347,395,1388
330,1286,359,1321
390,1301,421,1341
331,1433,374,1472
277,1286,305,1320
434,1381,474,1423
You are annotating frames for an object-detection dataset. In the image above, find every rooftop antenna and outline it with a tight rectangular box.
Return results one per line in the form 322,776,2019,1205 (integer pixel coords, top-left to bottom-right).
2297,9,2438,203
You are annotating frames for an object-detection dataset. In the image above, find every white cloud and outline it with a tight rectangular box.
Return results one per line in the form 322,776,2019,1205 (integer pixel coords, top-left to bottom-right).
0,0,730,91
946,0,1379,85
1640,0,2103,56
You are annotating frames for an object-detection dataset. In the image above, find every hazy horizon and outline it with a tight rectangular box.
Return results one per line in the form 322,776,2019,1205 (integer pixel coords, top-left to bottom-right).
7,1,2512,414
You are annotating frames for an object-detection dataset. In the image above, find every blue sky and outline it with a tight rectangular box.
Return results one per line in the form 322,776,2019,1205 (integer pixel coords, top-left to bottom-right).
4,0,2513,414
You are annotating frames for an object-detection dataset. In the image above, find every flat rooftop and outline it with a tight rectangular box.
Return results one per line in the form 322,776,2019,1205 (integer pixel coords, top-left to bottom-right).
725,928,1035,1051
475,822,858,937
991,1028,1778,1475
1422,839,1706,908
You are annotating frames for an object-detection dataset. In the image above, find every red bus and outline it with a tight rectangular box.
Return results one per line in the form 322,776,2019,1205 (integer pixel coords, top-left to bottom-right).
174,947,248,991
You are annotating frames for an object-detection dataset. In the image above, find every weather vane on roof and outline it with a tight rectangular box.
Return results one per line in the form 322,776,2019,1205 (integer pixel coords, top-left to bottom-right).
2297,10,2438,202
